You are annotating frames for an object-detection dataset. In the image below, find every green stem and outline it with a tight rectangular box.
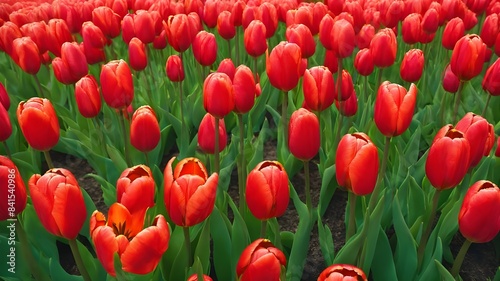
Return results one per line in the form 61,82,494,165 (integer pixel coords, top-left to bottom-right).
68,239,92,281
439,91,448,127
253,56,258,82
183,227,192,266
377,67,384,88
144,152,150,167
481,94,491,117
33,74,45,98
214,117,220,175
43,150,54,170
346,192,357,240
260,220,267,238
227,39,231,60
119,109,131,167
92,118,108,157
450,239,473,278
237,114,246,213
417,189,442,268
304,160,312,213
3,141,12,158
178,79,186,145
334,114,344,149
452,82,464,124
15,218,51,281
363,75,368,102
282,91,288,146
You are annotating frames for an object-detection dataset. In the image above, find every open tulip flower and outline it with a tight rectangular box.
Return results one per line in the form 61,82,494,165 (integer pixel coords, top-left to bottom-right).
236,238,286,281
116,165,155,222
317,264,367,281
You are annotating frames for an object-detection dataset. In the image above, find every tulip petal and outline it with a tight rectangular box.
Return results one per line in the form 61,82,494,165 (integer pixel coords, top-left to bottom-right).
241,252,282,281
29,175,60,237
52,183,87,239
185,173,218,226
92,225,119,276
246,171,274,219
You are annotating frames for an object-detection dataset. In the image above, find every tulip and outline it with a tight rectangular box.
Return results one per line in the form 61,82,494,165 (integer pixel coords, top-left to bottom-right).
130,106,160,153
187,274,213,281
330,19,356,59
496,137,500,157
192,31,217,67
0,156,27,220
203,72,234,118
455,113,492,168
54,42,89,84
0,22,22,56
319,14,335,50
20,21,49,54
82,43,106,65
258,2,278,38
289,108,320,161
422,8,439,34
28,168,86,239
379,0,405,28
318,264,367,281
354,48,374,76
303,66,335,112
425,125,470,190
81,21,107,50
400,49,424,83
46,19,73,57
401,13,422,45
244,20,267,58
336,70,354,102
266,41,302,92
75,74,101,118
11,37,41,75
442,17,465,50
17,97,59,151
442,64,460,93
450,34,487,81
92,6,121,39
134,10,155,44
0,82,9,110
217,58,236,81
163,157,218,227
356,24,375,50
198,113,227,154
286,24,315,58
336,133,379,196
90,203,170,276
482,58,500,96
165,55,185,82
166,13,199,53
217,11,236,40
121,14,135,45
480,14,499,48
236,238,286,281
233,65,256,114
335,90,358,117
117,165,155,225
483,125,496,156
100,59,134,109
128,37,147,71
153,30,168,50
370,28,397,68
323,49,338,74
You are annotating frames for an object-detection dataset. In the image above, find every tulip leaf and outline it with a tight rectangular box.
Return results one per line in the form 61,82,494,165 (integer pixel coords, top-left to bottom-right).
317,217,334,265
0,233,31,281
370,227,398,281
418,237,443,281
48,257,82,281
105,144,127,173
437,191,460,246
407,175,426,230
493,266,500,281
165,111,182,143
393,194,418,280
22,205,59,260
434,259,455,281
469,156,494,187
227,195,251,272
113,252,131,281
194,220,211,275
84,173,116,208
318,165,336,217
210,206,233,281
246,118,269,173
159,225,185,281
75,237,105,281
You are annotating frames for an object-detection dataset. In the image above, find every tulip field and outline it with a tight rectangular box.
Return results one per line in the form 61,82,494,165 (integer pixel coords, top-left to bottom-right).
2,0,500,280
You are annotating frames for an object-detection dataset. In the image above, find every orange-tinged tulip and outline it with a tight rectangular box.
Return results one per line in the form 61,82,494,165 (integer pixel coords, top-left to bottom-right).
17,97,59,151
450,34,487,81
203,72,234,118
336,133,379,196
335,89,358,117
370,28,397,68
0,21,22,55
246,161,289,220
455,113,492,168
244,20,267,58
303,66,335,112
75,74,101,118
459,180,500,243
442,64,460,93
442,17,465,50
217,10,236,40
90,203,170,276
117,165,155,221
317,264,368,281
187,274,213,281
100,59,134,109
165,55,185,82
192,31,217,67
425,125,470,190
266,41,302,92
354,48,374,76
92,6,121,39
130,106,160,152
28,168,86,239
400,49,424,83
128,37,147,71
198,113,227,154
286,23,315,58
289,108,320,161
217,58,236,81
0,156,27,221
11,37,41,75
233,65,256,114
236,238,286,281
482,58,500,96
163,157,218,227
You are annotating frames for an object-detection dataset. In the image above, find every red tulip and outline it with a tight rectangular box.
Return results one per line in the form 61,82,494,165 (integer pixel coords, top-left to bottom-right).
46,18,73,57
337,70,355,102
192,31,217,67
289,108,320,161
130,106,160,153
335,89,358,117
217,11,236,40
422,8,439,34
0,102,11,142
0,156,27,220
330,19,356,59
442,17,465,50
246,161,289,220
319,14,335,50
455,113,492,168
402,13,422,45
442,64,460,93
198,113,227,154
166,13,200,53
311,2,328,36
75,74,101,118
379,0,405,29
153,30,168,50
483,58,500,96
483,125,496,156
20,21,49,54
258,2,278,38
336,133,379,196
0,82,9,110
356,24,375,50
187,274,213,281
480,14,499,48
425,125,470,190
28,168,86,239
244,20,267,58
17,97,59,151
81,21,107,50
400,49,424,83
128,37,147,71
11,37,40,75
92,6,121,39
54,42,89,85
163,157,218,227
134,10,155,44
0,22,22,55
236,239,286,281
450,34,487,81
459,180,500,243
286,6,312,30
165,55,185,82
318,264,368,281
233,65,256,114
100,60,134,109
303,66,335,112
286,24,315,59
354,48,374,76
90,203,170,276
203,72,234,118
370,28,397,68
266,41,302,92
82,43,106,65
217,58,236,81
121,14,135,45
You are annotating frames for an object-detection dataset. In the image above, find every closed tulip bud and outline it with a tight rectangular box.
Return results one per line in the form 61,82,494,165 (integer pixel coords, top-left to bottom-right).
422,8,439,34
166,13,198,53
286,24,315,58
101,60,134,109
117,165,155,224
258,2,278,38
303,66,335,112
134,10,155,44
246,161,289,220
163,157,218,227
455,113,492,168
192,31,217,67
187,274,213,281
233,65,256,114
59,42,89,84
128,37,147,71
244,20,267,58
81,21,107,49
354,48,374,76
203,72,234,118
0,22,22,55
400,49,424,83
442,64,460,93
46,19,73,57
319,14,334,50
480,14,499,48
318,264,368,281
380,0,405,29
20,21,49,54
0,101,11,142
0,156,27,220
130,106,160,153
323,49,338,74
266,41,302,92
11,37,40,75
288,108,320,161
198,113,227,154
459,180,500,243
217,58,236,81
336,133,379,196
202,0,218,28
165,55,185,82
370,28,397,68
337,70,354,102
0,82,9,111
82,43,106,65
426,125,470,190
75,74,101,118
90,204,170,276
335,89,358,117
450,34,487,81
374,82,417,137
92,6,121,39
28,168,86,239
331,19,355,58
402,13,422,45
217,11,236,40
442,17,465,50
17,97,59,151
121,14,135,44
356,24,375,50
482,58,500,96
236,239,286,281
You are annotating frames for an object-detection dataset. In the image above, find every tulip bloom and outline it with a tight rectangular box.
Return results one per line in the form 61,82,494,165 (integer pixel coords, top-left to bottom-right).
442,17,465,50
425,125,470,190
374,82,418,137
130,106,160,153
236,239,286,281
28,168,86,239
0,156,27,221
0,22,22,56
450,34,487,81
401,13,423,45
134,10,156,44
0,82,10,111
17,97,60,151
217,59,236,81
166,13,199,53
330,19,356,59
370,28,397,68
318,264,367,281
354,48,374,76
165,55,185,82
163,157,218,227
337,70,354,102
288,108,320,161
192,31,217,67
128,37,147,71
75,75,101,118
246,161,289,220
100,60,134,109
266,41,302,92
336,133,379,196
422,8,439,34
400,49,424,83
285,24,315,58
11,37,41,75
335,90,358,117
217,11,236,40
46,19,73,57
442,64,460,93
198,113,227,154
90,203,170,276
244,20,267,58
496,137,500,157
483,58,500,96
81,21,107,50
303,66,335,112
233,65,256,114
455,113,492,168
92,6,121,39
203,72,234,118
459,180,500,243
187,274,213,281
480,14,499,48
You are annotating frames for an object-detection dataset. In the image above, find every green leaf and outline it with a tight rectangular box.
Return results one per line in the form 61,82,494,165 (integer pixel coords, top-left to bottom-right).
317,218,335,265
370,227,398,281
106,144,127,172
194,220,211,274
393,194,417,280
434,260,455,281
159,225,185,281
228,195,251,272
318,165,336,217
418,237,443,281
210,206,233,281
48,257,81,281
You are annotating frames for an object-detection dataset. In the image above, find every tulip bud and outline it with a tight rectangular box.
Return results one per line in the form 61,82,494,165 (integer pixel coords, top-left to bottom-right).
336,133,379,196
92,6,121,39
75,75,101,118
379,0,405,28
319,14,334,50
266,41,302,92
258,2,278,38
128,37,147,71
217,58,236,81
0,102,11,142
236,239,286,281
400,49,424,83
0,82,9,111
203,72,234,118
233,65,256,114
318,264,368,281
450,34,487,81
81,21,107,49
29,168,86,239
20,21,49,54
0,156,27,220
356,24,375,50
480,14,499,48
289,108,320,161
134,10,155,44
482,58,500,96
422,8,439,34
324,49,338,74
335,89,358,117
57,42,89,84
116,165,155,224
121,14,135,44
100,59,134,109
244,20,267,58
337,70,354,102
354,48,374,76
303,66,335,112
11,37,41,75
17,97,59,151
459,180,500,243
192,31,217,67
166,13,199,53
217,11,236,40
425,125,470,190
153,30,168,50
370,28,397,68
286,24,315,58
46,19,73,57
442,64,460,93
331,19,355,58
442,17,465,50
198,113,227,154
165,55,184,82
0,22,22,56
401,13,423,45
455,113,492,168
130,106,160,153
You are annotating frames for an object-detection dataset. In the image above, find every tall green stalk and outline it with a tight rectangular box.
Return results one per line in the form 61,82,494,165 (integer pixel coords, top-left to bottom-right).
43,150,54,170
260,220,267,238
481,94,491,117
417,189,442,268
304,160,312,213
237,114,246,213
450,239,472,278
346,192,357,240
68,239,91,281
183,227,192,266
452,82,464,124
282,91,289,146
119,109,131,167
